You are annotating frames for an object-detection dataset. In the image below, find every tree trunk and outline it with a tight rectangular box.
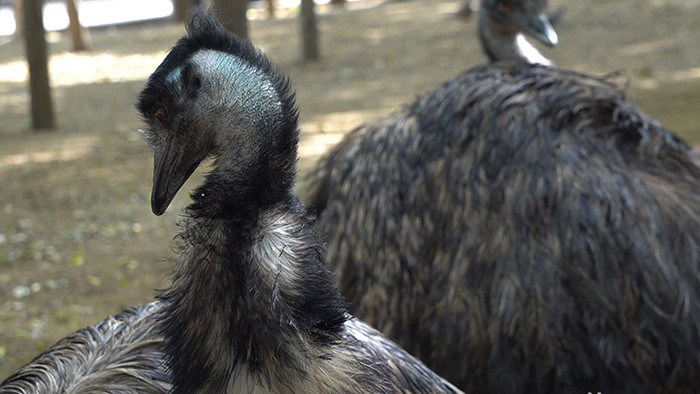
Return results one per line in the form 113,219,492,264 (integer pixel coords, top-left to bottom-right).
65,0,91,51
14,0,24,37
173,0,191,22
300,0,319,61
266,0,275,19
456,0,474,19
213,0,248,40
23,0,55,130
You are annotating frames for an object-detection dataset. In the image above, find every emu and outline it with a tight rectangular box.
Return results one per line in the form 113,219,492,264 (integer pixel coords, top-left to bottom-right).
304,63,700,392
138,10,461,393
1,11,463,394
477,0,558,64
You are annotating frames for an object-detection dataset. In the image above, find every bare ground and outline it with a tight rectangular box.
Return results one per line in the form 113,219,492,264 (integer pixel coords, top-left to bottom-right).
0,0,698,379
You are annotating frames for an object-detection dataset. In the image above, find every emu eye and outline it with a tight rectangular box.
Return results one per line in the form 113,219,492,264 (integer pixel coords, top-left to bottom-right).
154,108,166,123
498,0,513,12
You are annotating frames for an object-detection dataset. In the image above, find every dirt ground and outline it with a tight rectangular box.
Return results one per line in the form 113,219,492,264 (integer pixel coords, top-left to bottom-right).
0,0,698,380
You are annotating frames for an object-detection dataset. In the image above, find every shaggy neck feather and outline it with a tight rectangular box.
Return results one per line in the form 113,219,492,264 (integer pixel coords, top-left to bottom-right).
160,130,342,394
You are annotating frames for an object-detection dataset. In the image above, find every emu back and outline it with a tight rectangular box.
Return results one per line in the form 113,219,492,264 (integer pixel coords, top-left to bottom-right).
0,303,169,393
305,63,700,393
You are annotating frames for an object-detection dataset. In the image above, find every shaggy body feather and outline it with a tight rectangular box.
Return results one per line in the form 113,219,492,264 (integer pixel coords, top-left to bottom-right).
0,303,170,393
305,63,700,392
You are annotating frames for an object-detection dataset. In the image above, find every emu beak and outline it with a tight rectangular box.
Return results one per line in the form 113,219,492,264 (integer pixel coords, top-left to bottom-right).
520,13,558,47
151,142,201,216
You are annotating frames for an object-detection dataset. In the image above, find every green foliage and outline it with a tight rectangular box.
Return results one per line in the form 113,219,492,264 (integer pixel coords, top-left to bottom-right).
70,252,85,267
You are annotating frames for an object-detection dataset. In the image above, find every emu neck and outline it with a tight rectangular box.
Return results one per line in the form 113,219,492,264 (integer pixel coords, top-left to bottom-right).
478,11,552,65
161,167,344,393
189,152,296,219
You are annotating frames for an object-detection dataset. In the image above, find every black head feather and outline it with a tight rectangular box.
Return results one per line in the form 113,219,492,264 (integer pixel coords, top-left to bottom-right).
138,9,298,138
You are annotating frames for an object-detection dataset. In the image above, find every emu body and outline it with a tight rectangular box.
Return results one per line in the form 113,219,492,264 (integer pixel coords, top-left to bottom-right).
138,11,462,394
478,0,557,64
305,63,700,392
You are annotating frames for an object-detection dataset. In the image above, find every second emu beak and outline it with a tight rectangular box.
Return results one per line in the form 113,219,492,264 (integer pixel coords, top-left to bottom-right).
151,142,201,216
522,13,558,47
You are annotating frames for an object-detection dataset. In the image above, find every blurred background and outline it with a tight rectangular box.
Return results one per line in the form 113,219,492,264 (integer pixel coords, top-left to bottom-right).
0,0,698,380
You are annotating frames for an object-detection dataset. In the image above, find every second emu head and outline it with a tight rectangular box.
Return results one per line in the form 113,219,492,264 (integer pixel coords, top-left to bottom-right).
479,0,558,64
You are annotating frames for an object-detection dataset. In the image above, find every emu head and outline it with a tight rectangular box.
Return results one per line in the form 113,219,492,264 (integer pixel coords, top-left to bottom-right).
481,0,558,47
137,11,297,215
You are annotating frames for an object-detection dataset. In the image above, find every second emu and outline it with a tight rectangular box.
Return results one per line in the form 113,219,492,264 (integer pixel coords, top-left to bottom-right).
305,63,700,392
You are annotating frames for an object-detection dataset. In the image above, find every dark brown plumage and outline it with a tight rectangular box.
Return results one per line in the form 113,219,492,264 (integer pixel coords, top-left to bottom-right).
305,62,700,393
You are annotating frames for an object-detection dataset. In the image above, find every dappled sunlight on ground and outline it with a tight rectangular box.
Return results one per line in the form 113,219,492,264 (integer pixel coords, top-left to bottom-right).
0,135,98,170
298,130,344,158
0,52,168,86
0,61,26,84
49,52,168,86
631,66,700,91
671,67,700,82
621,37,685,57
